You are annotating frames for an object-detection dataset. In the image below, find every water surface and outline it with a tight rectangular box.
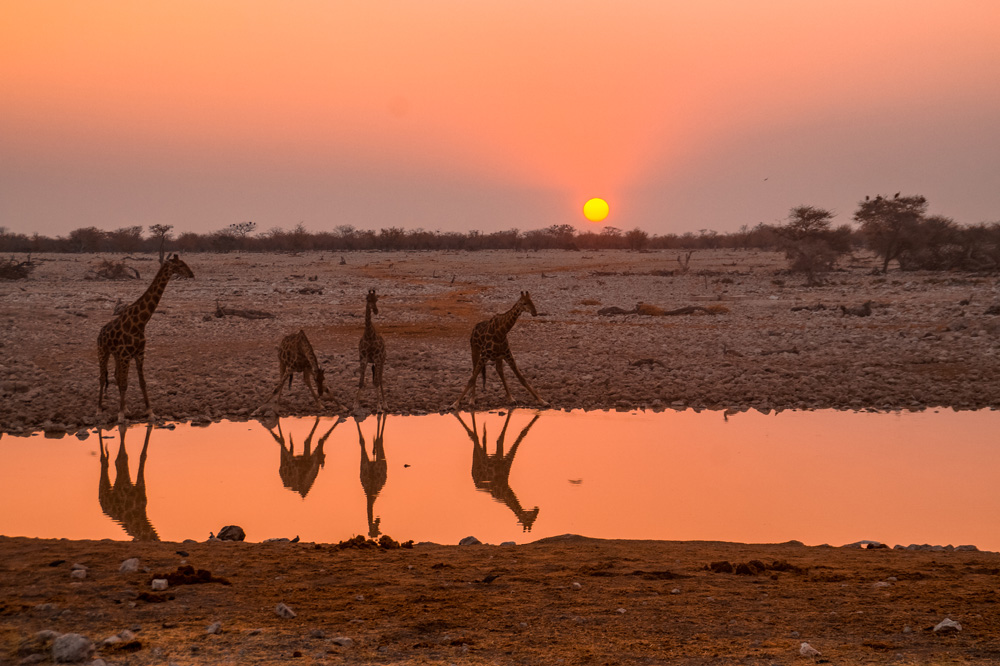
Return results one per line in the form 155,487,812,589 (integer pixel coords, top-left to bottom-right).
1,409,998,550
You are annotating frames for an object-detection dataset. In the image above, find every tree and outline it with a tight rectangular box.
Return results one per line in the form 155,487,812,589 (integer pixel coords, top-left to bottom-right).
148,224,173,264
67,227,106,252
854,194,927,273
777,206,850,285
625,227,649,251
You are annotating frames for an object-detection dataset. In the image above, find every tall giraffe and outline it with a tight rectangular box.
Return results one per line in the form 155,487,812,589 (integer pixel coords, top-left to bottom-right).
267,330,340,409
98,423,159,541
357,413,388,539
97,254,194,423
353,288,387,412
451,291,549,409
265,416,341,498
453,409,541,532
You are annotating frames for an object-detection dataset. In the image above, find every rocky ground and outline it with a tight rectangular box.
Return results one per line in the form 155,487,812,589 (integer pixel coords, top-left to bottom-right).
2,249,999,435
3,535,1000,665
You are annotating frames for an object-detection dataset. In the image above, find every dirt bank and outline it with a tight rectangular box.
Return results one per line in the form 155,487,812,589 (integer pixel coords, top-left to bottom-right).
3,535,999,665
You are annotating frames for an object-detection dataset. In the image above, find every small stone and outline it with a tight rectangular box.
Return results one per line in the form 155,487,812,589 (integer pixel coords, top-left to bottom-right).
571,582,583,590
933,618,962,633
206,622,222,635
309,629,326,639
217,525,246,541
151,579,168,591
459,536,481,546
119,558,140,574
52,633,94,663
799,642,821,657
276,603,297,619
670,588,681,594
874,581,891,588
332,637,354,647
616,608,627,614
70,569,87,580
903,626,913,633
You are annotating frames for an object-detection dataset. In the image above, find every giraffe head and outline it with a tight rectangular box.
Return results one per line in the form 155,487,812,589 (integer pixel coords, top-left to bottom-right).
366,288,379,315
164,254,195,279
518,291,538,316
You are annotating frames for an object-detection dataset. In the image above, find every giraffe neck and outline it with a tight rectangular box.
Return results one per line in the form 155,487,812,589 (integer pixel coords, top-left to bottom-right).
299,333,320,372
493,302,524,336
128,262,173,326
364,302,376,334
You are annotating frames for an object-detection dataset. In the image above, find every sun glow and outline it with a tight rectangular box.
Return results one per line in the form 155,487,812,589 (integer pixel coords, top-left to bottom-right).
583,198,609,222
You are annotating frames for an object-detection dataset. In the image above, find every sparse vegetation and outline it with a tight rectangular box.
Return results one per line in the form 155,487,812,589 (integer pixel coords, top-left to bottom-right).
1,193,996,273
0,256,35,280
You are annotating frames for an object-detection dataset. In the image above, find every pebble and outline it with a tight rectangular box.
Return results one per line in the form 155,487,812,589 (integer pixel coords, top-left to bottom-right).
933,618,962,633
119,558,140,573
332,637,354,647
799,642,821,657
459,536,482,546
70,569,86,580
571,582,583,590
206,622,222,634
151,578,168,591
52,633,94,663
276,603,297,619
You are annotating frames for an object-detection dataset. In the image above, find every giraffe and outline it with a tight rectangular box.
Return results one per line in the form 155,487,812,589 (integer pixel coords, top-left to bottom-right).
98,423,159,541
451,291,549,409
356,413,388,539
266,330,341,409
265,416,341,498
97,254,194,423
353,288,387,412
453,409,541,532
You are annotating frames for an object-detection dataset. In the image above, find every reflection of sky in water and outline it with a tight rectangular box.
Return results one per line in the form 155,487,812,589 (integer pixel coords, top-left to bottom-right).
2,409,999,550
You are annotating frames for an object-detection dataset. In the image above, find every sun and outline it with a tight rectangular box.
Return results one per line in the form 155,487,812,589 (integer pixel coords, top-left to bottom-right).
583,198,609,222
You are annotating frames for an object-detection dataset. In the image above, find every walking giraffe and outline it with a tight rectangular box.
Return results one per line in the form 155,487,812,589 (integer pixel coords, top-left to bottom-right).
267,330,340,409
353,288,387,412
451,291,549,409
97,254,194,423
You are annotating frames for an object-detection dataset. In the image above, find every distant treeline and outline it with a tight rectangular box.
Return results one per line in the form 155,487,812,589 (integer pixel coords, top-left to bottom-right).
2,195,999,272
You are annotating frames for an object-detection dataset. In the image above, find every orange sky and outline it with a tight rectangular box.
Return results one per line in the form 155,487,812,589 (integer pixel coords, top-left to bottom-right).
2,1,999,235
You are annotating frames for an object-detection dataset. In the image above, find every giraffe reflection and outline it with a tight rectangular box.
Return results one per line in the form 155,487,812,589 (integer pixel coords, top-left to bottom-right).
454,409,541,532
356,413,387,539
98,423,158,541
265,416,341,498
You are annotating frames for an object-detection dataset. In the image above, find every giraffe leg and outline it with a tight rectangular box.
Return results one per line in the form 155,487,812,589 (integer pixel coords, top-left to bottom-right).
98,345,110,414
114,356,130,424
135,353,155,421
303,371,323,409
352,358,368,411
505,354,550,408
374,360,387,413
451,361,485,410
495,360,517,404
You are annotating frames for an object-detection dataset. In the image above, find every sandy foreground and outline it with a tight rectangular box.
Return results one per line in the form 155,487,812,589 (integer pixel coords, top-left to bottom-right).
1,249,999,434
3,536,1000,665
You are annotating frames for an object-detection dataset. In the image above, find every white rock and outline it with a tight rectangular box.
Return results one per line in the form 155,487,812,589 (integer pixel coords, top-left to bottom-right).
571,582,583,590
276,603,297,619
52,633,94,663
799,642,821,657
119,558,140,573
151,579,168,591
206,622,222,635
70,569,87,580
332,637,354,647
933,618,962,633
